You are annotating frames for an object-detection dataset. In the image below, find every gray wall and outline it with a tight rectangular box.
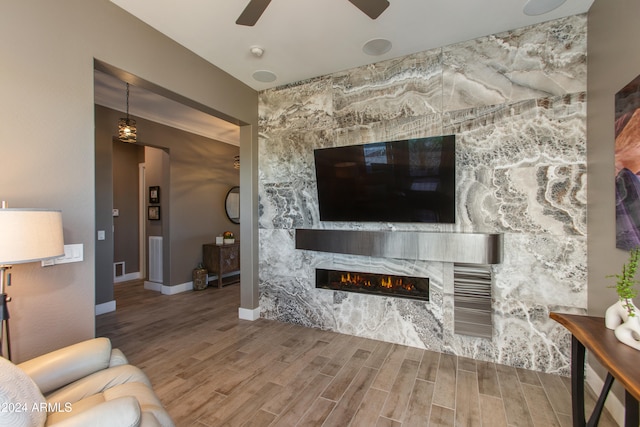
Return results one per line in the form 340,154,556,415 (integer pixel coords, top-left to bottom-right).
144,146,167,241
95,106,115,306
1,0,257,362
587,0,640,402
587,1,640,315
113,141,144,275
143,145,170,285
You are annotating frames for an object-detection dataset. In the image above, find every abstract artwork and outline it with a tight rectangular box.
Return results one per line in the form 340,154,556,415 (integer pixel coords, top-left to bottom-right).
615,74,640,250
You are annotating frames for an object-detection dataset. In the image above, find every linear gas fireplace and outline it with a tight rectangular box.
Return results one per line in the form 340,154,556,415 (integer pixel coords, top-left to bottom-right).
316,268,429,301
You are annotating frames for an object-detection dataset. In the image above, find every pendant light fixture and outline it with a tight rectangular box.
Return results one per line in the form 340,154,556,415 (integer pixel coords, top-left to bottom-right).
118,82,137,143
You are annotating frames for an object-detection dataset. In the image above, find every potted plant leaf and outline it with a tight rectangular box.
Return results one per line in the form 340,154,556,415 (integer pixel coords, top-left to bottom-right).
605,247,640,350
605,247,640,328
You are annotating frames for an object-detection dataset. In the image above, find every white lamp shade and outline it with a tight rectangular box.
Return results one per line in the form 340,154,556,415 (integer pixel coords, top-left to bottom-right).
0,209,64,264
522,0,566,16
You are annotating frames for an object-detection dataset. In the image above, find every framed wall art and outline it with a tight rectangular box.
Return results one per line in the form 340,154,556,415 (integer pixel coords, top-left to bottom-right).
148,206,160,221
149,186,160,204
615,74,640,250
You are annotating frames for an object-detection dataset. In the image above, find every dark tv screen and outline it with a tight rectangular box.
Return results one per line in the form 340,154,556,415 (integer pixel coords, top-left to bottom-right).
314,135,455,223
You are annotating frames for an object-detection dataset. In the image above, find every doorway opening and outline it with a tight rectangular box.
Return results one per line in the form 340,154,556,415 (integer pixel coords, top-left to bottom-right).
94,60,244,318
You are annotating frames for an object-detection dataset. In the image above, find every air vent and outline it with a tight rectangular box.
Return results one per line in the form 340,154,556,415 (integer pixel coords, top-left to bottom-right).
454,263,492,338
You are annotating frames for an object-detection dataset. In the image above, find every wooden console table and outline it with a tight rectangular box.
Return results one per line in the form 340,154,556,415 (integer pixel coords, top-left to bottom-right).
203,242,240,288
550,312,640,427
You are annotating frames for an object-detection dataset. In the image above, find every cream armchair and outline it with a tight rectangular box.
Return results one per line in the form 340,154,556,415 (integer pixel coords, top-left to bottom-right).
0,338,174,427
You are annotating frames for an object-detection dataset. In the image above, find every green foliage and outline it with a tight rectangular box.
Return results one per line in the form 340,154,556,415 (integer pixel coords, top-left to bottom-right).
608,247,640,316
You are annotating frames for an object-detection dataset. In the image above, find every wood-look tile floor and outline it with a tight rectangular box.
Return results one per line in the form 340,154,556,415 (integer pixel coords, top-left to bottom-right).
96,281,618,427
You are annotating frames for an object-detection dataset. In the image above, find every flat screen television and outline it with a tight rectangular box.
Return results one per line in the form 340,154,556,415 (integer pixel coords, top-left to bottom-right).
314,135,455,223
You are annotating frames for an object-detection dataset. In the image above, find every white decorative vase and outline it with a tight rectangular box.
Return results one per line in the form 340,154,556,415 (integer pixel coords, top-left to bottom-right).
605,298,639,329
605,298,640,351
223,238,234,244
614,315,640,351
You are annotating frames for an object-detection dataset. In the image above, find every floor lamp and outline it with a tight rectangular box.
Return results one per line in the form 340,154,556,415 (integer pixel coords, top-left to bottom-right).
0,205,64,360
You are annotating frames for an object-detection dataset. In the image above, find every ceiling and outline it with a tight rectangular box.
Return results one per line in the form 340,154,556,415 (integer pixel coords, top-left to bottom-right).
94,69,240,145
110,0,594,91
97,0,594,145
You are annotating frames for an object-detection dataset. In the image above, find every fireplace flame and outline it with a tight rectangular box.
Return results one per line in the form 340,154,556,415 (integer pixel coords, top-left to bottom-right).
320,269,428,301
339,272,416,291
381,277,392,288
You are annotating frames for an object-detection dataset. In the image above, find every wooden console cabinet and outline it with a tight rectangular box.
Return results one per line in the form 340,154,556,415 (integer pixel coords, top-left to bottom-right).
202,242,240,288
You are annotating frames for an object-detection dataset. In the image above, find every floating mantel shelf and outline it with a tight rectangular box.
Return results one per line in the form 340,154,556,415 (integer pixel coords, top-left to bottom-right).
295,229,503,265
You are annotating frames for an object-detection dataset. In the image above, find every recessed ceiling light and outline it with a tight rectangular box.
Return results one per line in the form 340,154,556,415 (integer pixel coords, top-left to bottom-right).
523,0,566,16
252,70,277,83
362,38,392,56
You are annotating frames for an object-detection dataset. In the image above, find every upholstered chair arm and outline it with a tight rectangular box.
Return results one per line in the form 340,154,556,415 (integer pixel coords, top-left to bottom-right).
18,338,113,395
109,348,129,367
45,364,152,404
47,396,151,427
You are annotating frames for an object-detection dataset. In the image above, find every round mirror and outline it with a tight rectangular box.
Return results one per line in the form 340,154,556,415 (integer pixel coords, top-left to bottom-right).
225,186,240,224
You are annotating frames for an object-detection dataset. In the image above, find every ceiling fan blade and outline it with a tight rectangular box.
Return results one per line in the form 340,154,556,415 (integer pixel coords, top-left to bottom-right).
347,0,390,19
236,0,272,26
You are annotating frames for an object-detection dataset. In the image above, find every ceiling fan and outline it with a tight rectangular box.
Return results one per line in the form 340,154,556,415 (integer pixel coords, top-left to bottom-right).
236,0,390,26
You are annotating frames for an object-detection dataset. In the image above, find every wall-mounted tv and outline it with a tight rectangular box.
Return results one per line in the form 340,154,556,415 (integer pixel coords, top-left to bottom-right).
314,135,455,223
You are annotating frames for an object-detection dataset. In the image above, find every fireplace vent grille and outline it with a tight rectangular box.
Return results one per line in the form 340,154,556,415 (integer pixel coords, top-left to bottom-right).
454,263,492,338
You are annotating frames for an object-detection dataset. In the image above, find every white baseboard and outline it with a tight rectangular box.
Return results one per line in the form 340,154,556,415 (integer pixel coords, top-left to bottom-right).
586,362,624,426
114,271,142,283
143,281,163,292
143,280,193,295
144,275,241,296
95,300,116,315
162,281,193,295
239,306,260,321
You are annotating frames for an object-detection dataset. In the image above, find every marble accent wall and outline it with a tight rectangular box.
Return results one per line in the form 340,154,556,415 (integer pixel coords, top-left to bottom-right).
258,15,587,374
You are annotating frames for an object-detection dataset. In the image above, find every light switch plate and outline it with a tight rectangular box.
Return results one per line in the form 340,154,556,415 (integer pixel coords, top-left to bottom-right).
42,244,84,266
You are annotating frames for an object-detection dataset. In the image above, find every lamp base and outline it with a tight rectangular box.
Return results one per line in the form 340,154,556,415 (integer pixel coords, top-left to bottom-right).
0,292,10,360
